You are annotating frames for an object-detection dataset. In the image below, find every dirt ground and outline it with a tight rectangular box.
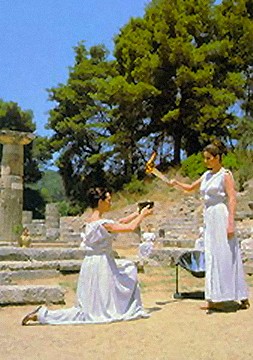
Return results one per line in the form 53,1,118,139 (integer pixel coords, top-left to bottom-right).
0,247,253,360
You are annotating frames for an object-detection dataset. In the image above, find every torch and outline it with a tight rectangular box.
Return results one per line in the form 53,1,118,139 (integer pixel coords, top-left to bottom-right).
145,152,170,184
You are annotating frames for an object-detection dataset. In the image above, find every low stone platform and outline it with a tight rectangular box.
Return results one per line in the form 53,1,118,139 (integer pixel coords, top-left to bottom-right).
0,259,83,271
0,285,65,305
0,252,83,304
0,247,85,262
0,260,83,284
149,247,194,266
158,239,196,248
0,270,60,284
30,242,80,248
0,242,16,247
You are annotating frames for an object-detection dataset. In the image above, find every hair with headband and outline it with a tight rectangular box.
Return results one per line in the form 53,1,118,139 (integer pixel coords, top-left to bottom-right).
87,187,109,209
203,139,228,159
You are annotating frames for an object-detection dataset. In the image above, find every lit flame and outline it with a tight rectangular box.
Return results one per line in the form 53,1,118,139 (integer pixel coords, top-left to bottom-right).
145,152,157,174
145,151,170,184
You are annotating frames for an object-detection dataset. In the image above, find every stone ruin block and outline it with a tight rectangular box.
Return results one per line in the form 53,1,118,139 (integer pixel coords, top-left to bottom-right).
22,210,33,225
45,203,60,241
0,285,65,305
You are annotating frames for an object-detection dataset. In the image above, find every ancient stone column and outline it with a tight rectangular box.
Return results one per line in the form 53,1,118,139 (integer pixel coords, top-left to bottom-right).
0,130,34,242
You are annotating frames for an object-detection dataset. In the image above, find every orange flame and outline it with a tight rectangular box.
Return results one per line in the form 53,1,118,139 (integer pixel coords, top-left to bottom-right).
145,152,157,173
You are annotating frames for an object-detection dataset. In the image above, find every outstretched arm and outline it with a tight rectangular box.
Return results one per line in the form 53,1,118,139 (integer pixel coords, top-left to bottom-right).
104,207,153,233
119,211,139,224
169,177,202,192
224,171,237,239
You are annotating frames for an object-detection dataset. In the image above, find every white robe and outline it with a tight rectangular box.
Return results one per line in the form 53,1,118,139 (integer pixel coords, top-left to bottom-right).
200,168,248,302
38,219,148,324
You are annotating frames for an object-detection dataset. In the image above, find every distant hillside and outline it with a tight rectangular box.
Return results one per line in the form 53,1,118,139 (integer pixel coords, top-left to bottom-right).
30,170,67,203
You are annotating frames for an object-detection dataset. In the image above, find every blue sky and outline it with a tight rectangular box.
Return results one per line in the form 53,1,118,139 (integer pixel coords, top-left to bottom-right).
0,0,150,137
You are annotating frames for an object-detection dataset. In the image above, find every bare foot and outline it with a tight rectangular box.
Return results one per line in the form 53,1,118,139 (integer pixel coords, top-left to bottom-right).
21,306,42,326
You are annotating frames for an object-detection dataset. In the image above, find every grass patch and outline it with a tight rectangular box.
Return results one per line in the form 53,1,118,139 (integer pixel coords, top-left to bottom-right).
59,280,77,292
246,274,253,287
138,265,205,294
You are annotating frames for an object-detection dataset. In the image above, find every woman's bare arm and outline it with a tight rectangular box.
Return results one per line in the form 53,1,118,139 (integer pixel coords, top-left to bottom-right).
169,177,202,192
104,207,152,233
224,171,237,239
119,211,139,224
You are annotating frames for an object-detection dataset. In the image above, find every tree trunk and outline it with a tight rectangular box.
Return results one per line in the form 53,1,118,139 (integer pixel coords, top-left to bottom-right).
173,133,181,165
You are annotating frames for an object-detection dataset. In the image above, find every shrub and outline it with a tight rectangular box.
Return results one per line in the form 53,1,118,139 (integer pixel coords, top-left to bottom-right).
58,200,82,216
232,149,253,192
123,175,147,195
222,152,239,171
181,153,206,179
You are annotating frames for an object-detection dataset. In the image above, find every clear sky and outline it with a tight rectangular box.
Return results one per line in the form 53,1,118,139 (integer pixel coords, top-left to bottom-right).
0,0,150,137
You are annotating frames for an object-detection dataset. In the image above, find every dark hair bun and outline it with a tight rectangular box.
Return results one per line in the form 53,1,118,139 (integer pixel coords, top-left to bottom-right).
212,139,227,155
87,187,108,208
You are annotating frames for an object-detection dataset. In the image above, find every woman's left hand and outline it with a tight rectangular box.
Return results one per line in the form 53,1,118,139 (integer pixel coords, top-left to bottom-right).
227,221,235,239
140,206,153,217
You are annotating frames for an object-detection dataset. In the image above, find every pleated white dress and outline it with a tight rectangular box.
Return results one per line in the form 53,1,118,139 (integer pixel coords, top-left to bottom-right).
38,219,148,324
200,168,248,302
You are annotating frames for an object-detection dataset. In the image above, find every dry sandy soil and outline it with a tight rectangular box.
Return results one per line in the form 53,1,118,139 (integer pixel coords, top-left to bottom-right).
0,246,252,360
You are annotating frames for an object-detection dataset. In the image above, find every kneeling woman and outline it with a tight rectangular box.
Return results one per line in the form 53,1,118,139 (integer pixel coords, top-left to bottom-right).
22,187,153,325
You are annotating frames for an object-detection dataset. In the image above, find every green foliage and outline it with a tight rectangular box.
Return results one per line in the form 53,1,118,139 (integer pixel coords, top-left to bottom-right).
57,200,71,216
222,152,240,171
0,99,51,184
31,136,52,166
0,99,35,132
181,151,241,180
232,149,253,191
234,116,253,149
47,43,115,204
217,0,253,120
45,0,253,206
26,170,68,217
34,170,66,203
12,224,24,236
181,153,206,179
57,200,82,216
123,175,147,195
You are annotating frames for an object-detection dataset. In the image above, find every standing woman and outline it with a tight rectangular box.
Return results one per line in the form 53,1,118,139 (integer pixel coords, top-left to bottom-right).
22,187,153,325
169,140,249,313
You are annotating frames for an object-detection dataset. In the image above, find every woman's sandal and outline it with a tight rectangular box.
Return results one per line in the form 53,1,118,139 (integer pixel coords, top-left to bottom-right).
21,305,42,326
200,303,223,314
239,299,250,310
